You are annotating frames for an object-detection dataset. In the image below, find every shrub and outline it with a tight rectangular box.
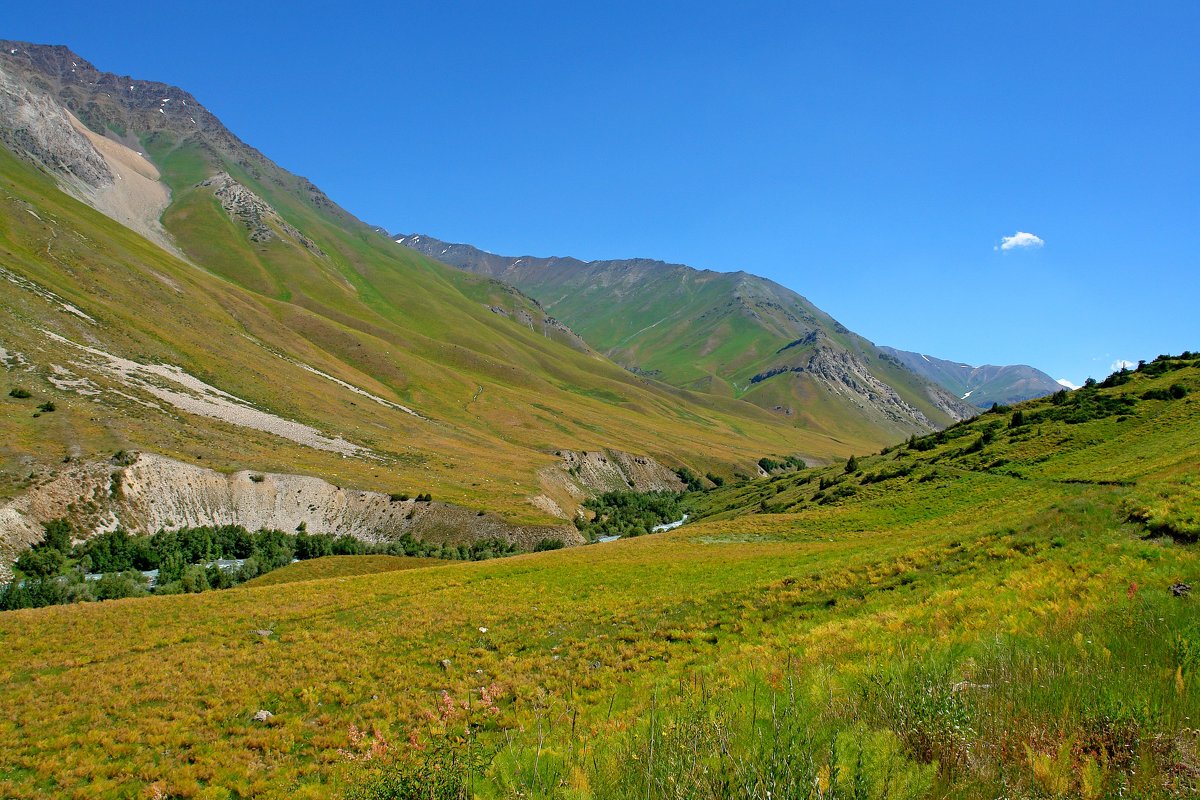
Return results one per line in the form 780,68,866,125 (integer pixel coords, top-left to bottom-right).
533,538,564,551
673,466,703,492
41,518,72,552
36,401,56,413
249,474,265,483
92,571,148,601
14,547,67,578
111,450,138,466
179,564,211,593
8,387,31,399
758,456,808,474
389,493,409,502
844,455,858,473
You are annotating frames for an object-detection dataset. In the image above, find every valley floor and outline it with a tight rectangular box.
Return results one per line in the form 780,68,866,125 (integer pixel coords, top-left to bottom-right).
0,360,1197,798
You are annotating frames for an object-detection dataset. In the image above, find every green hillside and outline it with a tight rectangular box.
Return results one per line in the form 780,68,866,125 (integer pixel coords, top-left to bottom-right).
0,356,1194,798
0,44,877,534
397,236,976,442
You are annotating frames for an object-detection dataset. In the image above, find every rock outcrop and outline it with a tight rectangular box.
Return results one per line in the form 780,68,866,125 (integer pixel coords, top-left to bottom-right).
531,448,685,520
0,61,112,189
751,346,974,428
200,173,326,256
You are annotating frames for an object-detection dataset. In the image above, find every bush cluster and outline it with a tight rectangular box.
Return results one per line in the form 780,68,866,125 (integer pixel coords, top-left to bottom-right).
577,490,685,540
757,455,807,474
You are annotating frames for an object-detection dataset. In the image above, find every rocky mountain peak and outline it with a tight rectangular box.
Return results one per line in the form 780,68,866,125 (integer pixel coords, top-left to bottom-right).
0,40,231,145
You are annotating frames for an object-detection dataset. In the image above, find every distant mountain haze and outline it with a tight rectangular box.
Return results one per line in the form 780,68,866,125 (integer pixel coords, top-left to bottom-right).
877,348,1061,408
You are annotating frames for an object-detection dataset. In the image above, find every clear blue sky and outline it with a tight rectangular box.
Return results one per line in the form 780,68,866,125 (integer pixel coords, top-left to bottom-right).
7,1,1198,385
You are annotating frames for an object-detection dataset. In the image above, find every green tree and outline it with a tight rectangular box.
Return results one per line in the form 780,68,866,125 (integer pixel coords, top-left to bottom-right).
14,547,67,578
41,518,72,552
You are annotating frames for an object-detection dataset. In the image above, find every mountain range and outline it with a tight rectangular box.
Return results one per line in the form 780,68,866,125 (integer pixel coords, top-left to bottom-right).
878,346,1062,408
394,234,1057,417
1,40,1044,562
0,41,837,545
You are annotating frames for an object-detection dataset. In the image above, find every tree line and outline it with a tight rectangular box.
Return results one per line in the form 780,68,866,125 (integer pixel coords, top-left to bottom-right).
1,520,545,611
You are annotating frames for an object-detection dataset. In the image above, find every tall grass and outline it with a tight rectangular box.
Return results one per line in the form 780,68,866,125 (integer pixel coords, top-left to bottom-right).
482,590,1199,799
363,589,1198,799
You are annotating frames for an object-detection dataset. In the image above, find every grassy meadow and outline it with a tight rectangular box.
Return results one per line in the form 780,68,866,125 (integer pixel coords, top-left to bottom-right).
0,358,1196,798
243,556,442,588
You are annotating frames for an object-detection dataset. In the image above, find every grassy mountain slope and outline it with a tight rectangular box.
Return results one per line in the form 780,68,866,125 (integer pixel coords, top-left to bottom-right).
396,234,977,442
879,345,1062,407
0,43,864,531
0,142,836,522
0,356,1195,797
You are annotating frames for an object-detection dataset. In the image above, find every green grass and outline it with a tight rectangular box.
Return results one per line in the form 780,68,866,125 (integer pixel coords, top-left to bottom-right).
242,556,442,587
0,360,1195,797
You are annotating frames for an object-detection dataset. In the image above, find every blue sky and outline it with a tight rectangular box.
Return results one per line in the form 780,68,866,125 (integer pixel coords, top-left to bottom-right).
6,1,1198,384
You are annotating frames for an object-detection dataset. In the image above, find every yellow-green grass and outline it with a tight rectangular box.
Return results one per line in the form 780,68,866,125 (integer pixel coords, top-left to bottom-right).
0,363,1196,797
242,556,442,588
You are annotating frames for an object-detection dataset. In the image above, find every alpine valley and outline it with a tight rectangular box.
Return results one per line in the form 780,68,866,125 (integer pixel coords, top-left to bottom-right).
0,38,1195,800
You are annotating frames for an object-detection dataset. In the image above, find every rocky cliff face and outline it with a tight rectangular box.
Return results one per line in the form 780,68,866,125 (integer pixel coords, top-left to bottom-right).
530,448,685,520
483,287,592,353
0,40,357,227
0,60,112,189
0,452,582,579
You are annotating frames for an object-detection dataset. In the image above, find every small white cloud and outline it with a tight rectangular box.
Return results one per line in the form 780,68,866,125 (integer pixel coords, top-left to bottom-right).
1110,359,1135,371
996,231,1045,251
1056,378,1079,390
